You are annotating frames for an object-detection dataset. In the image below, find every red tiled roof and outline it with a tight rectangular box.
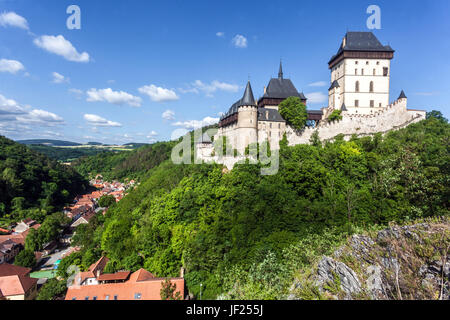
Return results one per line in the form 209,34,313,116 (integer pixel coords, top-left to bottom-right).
65,274,184,300
129,269,155,282
97,271,131,282
0,264,37,297
88,256,109,274
0,228,10,234
0,234,25,246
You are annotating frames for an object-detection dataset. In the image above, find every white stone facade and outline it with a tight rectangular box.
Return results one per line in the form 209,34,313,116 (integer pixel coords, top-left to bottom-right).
196,32,427,169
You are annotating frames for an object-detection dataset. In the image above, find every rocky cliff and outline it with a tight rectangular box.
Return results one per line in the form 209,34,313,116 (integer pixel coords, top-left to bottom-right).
289,217,449,300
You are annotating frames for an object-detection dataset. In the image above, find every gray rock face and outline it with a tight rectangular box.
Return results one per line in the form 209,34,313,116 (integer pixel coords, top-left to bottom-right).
365,265,385,299
349,234,376,264
316,256,361,299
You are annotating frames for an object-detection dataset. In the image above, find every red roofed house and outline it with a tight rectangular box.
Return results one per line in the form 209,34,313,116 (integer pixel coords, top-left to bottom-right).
0,264,38,300
71,210,97,228
66,257,185,300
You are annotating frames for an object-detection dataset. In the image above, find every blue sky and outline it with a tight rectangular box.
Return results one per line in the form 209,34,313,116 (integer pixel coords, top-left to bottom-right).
0,0,449,144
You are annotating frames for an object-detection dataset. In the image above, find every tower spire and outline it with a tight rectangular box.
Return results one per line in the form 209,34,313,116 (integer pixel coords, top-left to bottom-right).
278,60,283,79
241,80,256,106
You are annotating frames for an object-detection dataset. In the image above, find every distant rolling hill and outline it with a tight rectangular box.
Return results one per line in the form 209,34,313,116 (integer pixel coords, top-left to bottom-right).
17,139,83,147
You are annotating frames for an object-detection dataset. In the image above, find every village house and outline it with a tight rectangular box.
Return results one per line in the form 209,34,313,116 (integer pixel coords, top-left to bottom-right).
0,264,38,300
66,257,185,300
13,218,39,234
0,239,22,264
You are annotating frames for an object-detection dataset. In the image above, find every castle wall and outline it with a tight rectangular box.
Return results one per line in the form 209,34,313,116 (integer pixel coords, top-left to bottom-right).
286,98,426,145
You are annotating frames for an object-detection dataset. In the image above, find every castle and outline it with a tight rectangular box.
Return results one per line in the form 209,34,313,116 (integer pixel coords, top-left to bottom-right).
196,32,426,166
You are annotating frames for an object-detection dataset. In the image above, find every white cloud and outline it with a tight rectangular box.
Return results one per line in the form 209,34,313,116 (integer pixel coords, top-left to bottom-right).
16,109,64,124
83,114,122,127
172,116,219,130
52,72,69,84
0,59,25,74
34,35,90,63
138,85,179,102
0,12,29,30
147,130,158,138
216,32,225,37
68,88,83,99
308,81,327,87
305,92,327,104
181,80,239,97
0,94,64,127
0,94,27,116
86,88,142,107
232,34,247,48
162,110,175,120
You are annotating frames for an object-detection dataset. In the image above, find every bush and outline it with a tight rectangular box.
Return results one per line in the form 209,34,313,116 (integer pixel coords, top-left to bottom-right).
328,110,343,122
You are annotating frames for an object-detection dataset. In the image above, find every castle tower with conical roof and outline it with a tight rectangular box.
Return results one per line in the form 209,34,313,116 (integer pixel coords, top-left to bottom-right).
236,81,258,153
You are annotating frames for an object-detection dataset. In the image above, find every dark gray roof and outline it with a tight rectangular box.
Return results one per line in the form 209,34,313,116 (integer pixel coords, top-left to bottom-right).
307,110,323,115
262,78,305,100
220,81,256,120
329,32,394,64
398,90,407,99
329,80,340,91
341,102,347,111
242,81,256,106
258,108,285,122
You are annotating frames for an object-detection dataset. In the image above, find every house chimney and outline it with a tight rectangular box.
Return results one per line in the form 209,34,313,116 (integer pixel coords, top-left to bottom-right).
180,267,185,278
263,86,267,94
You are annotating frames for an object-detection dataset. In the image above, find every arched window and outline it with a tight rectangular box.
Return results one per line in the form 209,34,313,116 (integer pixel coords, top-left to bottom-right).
370,81,374,92
355,81,360,92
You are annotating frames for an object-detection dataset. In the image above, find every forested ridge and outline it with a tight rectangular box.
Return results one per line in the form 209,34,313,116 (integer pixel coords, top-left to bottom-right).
0,135,88,224
73,141,176,181
65,113,449,299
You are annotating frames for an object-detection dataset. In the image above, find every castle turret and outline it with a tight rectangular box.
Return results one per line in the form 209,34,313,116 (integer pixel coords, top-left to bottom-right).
237,81,258,152
398,90,407,100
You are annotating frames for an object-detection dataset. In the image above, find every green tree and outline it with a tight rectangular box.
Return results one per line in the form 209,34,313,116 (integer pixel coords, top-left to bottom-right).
36,279,67,300
160,278,182,300
98,194,116,208
279,97,308,130
426,110,447,123
25,228,42,252
14,250,36,268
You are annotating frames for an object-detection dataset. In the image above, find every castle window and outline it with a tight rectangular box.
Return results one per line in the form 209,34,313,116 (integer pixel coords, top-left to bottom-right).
355,100,359,107
369,81,374,92
373,69,376,75
361,69,364,75
355,61,358,65
376,61,380,65
355,81,360,92
355,69,357,75
383,67,389,76
370,100,374,108
270,123,272,129
379,103,382,107
278,123,281,129
366,61,369,65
